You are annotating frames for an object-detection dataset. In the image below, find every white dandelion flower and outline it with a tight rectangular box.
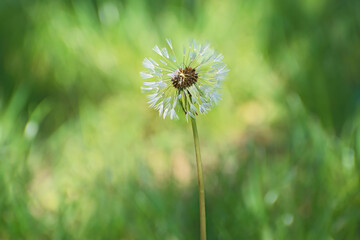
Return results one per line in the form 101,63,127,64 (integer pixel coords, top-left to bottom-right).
141,39,229,120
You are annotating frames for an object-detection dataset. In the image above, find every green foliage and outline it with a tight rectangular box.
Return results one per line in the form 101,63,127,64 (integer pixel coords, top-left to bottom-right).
0,0,359,239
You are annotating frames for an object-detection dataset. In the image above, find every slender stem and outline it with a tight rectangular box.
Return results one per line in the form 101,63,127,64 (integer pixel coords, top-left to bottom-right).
191,117,207,240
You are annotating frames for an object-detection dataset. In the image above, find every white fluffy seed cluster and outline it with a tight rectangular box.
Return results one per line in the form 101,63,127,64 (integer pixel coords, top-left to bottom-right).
141,39,228,121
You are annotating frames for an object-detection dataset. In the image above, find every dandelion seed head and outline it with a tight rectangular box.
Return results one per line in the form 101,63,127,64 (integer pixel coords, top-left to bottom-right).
141,39,228,120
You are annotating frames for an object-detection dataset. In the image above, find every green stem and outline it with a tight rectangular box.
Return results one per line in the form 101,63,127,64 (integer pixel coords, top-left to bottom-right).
191,117,207,240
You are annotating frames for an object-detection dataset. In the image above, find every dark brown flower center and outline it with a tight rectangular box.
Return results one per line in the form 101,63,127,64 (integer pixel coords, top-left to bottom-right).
171,67,198,89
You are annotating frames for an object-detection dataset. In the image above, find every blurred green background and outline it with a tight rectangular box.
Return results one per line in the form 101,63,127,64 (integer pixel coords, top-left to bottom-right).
1,0,360,239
